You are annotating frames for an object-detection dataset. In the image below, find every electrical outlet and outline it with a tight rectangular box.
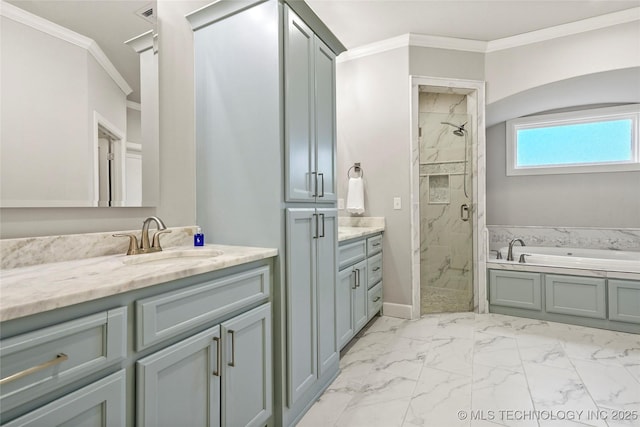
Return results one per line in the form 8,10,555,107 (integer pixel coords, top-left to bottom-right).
393,197,401,210
338,198,345,210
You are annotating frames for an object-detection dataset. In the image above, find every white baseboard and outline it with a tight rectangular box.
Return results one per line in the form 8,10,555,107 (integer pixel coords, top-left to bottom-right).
382,302,413,319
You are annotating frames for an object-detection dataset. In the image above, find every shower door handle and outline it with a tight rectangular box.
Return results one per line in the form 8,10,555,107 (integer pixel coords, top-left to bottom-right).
460,204,470,222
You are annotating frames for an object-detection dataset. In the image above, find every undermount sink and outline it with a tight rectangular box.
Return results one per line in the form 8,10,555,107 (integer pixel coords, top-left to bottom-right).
122,248,223,265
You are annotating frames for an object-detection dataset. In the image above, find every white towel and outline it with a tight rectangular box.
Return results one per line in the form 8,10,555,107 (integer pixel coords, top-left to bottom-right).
346,177,365,214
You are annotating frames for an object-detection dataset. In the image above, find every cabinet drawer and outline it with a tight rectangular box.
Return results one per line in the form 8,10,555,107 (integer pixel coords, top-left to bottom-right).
608,279,640,324
136,266,270,350
338,240,366,270
3,370,126,427
367,234,382,256
367,282,383,320
0,307,127,413
545,275,606,319
367,252,382,289
489,270,541,311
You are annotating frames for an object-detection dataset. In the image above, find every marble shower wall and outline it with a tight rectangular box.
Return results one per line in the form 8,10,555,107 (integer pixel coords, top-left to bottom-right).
419,93,473,314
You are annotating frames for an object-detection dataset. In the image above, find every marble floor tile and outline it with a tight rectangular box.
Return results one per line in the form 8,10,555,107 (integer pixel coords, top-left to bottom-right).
523,362,605,427
335,397,411,427
424,335,474,376
471,365,537,427
571,359,640,412
300,314,639,427
403,367,472,427
344,370,417,409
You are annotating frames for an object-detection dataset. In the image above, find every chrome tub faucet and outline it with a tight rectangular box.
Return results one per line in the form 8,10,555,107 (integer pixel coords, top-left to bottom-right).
507,238,526,261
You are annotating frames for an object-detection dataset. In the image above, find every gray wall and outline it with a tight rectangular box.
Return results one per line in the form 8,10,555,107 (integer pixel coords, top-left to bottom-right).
0,0,207,238
486,121,640,228
337,47,412,307
410,46,485,80
486,66,640,228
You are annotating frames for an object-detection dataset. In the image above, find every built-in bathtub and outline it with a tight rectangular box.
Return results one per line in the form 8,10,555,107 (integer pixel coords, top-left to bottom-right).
498,246,640,274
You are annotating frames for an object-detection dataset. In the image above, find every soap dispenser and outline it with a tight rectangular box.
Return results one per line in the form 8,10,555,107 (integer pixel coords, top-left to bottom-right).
194,226,204,247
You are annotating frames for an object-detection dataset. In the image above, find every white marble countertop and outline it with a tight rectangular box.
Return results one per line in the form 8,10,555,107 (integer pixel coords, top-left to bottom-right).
338,226,385,242
0,244,277,322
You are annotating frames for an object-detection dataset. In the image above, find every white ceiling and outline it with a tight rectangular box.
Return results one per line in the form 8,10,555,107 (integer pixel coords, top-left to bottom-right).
306,0,640,49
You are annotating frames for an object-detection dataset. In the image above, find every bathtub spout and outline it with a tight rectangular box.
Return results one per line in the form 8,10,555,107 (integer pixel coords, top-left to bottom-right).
507,238,526,261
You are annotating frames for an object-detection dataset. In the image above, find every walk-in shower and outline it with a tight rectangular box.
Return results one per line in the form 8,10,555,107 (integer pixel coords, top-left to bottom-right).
419,93,474,314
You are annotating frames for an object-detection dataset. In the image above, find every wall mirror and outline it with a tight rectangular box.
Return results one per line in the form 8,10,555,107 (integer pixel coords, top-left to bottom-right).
1,0,159,207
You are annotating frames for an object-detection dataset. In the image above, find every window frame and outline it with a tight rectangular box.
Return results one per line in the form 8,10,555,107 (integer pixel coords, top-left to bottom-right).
506,104,640,176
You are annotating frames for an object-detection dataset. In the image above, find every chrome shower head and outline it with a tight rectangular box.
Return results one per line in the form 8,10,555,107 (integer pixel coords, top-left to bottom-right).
441,121,467,136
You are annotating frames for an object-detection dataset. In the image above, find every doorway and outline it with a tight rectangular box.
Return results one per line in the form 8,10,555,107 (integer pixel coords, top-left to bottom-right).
409,77,488,318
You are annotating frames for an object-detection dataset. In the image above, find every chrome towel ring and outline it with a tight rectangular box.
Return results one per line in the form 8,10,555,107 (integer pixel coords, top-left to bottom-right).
347,162,363,179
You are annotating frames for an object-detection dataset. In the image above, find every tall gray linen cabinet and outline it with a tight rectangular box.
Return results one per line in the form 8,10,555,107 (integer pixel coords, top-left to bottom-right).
187,2,346,425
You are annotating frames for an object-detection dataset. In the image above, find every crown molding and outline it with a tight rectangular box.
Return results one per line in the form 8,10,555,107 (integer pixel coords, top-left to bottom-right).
337,34,410,63
486,7,640,52
1,1,132,96
337,6,640,62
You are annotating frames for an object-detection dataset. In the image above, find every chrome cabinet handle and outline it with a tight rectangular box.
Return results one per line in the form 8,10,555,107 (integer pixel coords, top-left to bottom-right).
373,296,381,302
0,353,68,385
311,172,318,197
351,269,357,289
372,242,381,247
319,213,325,238
372,267,380,272
313,213,319,239
318,173,325,197
228,330,236,367
212,337,221,376
356,269,361,288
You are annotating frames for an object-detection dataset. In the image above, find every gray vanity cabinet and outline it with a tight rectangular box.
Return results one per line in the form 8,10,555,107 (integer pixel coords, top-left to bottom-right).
337,234,383,349
3,370,126,427
221,304,272,427
284,7,337,203
336,258,368,349
137,303,272,427
285,208,338,405
137,325,222,427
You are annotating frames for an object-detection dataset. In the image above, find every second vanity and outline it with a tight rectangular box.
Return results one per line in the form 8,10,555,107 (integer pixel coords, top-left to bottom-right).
0,228,277,427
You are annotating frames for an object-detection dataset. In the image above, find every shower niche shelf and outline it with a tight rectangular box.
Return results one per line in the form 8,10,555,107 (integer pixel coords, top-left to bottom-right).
428,174,450,204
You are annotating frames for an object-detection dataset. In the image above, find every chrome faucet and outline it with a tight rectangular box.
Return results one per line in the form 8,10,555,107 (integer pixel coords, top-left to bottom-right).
114,216,172,255
507,238,526,261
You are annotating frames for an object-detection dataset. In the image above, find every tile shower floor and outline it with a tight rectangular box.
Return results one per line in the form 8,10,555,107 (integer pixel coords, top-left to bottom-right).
298,313,640,427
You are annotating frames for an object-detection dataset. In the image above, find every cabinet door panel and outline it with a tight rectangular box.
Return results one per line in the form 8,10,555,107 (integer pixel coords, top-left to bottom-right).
284,7,315,202
137,326,220,427
314,39,336,202
337,267,355,350
222,304,272,427
609,279,640,324
489,270,542,311
3,370,125,427
353,260,368,331
316,209,338,375
285,209,317,405
545,275,606,319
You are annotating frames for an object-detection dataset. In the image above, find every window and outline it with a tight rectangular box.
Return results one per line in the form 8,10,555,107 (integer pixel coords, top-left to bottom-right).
506,104,640,176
